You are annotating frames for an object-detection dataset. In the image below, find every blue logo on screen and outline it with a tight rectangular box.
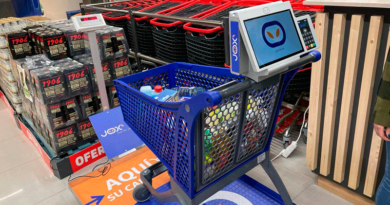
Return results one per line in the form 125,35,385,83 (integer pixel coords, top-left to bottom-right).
262,21,286,48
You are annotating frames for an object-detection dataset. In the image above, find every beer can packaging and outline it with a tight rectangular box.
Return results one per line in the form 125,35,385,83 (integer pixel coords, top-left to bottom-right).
7,31,32,59
63,97,83,124
80,58,113,90
77,119,97,143
45,124,79,156
108,85,120,108
96,29,114,60
42,31,68,60
54,59,91,97
110,57,132,79
94,90,102,112
62,28,85,57
111,27,129,57
30,66,67,104
15,55,52,102
36,97,83,132
79,93,99,119
72,53,90,62
25,25,43,55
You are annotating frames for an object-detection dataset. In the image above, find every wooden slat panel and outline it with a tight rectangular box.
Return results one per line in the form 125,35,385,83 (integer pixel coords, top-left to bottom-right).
320,13,347,176
348,15,384,190
363,131,384,197
363,27,390,197
333,14,365,182
307,12,329,170
318,176,375,205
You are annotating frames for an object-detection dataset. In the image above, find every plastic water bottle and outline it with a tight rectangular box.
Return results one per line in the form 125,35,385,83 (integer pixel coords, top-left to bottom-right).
171,87,205,102
140,85,163,97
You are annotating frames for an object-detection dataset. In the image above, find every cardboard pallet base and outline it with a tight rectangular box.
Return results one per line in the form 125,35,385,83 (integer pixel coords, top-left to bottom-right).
0,90,107,179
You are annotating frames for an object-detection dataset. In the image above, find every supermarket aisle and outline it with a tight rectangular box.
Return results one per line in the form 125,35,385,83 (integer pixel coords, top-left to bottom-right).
0,99,352,205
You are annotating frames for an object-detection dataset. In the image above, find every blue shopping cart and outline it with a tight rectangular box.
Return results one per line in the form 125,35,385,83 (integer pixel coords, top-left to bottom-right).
114,50,321,205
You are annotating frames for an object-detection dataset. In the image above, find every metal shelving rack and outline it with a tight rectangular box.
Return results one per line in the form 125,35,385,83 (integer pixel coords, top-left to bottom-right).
80,0,229,72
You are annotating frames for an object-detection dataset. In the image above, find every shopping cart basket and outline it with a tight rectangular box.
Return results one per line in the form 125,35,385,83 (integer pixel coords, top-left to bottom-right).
127,0,191,56
114,50,321,204
150,0,227,63
183,0,271,67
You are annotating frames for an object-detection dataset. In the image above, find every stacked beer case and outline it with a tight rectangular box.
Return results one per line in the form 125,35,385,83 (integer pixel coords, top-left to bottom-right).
0,17,29,114
7,20,132,157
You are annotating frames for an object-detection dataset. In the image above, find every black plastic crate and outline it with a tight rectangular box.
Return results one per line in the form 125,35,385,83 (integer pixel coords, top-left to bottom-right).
169,4,216,17
185,32,225,67
152,27,188,62
183,6,248,67
141,2,182,13
104,13,133,47
127,20,156,56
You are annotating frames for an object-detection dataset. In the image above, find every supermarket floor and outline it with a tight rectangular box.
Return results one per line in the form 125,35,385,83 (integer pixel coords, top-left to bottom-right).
0,99,353,205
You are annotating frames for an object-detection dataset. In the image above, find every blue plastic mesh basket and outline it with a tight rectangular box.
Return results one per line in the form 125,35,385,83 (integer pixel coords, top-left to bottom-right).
114,62,287,198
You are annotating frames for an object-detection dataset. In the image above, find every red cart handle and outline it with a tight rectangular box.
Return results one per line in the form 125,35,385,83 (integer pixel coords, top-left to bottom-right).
134,16,151,21
183,22,223,34
150,18,183,27
103,13,130,20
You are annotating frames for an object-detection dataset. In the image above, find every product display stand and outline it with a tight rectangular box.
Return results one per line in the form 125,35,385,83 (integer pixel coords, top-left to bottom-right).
0,89,106,179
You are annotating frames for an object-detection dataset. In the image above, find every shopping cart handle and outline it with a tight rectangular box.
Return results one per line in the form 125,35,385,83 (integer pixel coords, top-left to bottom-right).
290,50,321,70
218,80,253,99
139,162,184,203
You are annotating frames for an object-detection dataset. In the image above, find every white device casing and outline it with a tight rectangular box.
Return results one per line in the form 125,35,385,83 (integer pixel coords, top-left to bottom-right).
229,2,314,82
295,14,320,51
72,14,107,32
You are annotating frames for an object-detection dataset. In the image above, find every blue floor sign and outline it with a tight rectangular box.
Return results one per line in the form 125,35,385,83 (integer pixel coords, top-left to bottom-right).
89,107,144,159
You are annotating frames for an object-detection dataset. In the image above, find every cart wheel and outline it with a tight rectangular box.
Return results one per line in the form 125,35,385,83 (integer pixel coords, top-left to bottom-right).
283,142,290,149
133,184,151,202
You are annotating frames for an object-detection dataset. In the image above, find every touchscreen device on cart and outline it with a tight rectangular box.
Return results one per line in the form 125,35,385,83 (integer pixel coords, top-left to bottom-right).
229,1,319,81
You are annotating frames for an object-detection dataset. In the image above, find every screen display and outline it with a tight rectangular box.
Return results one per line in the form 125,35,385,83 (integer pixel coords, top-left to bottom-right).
244,10,303,68
81,16,98,21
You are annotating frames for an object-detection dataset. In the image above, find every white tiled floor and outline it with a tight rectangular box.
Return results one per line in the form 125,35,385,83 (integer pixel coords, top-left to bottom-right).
0,99,353,205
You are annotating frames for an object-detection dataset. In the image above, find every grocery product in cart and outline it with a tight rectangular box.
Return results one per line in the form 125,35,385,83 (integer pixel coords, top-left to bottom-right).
184,0,270,67
150,0,227,62
114,2,321,204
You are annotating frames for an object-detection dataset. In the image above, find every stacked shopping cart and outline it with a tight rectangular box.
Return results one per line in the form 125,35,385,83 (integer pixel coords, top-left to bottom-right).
150,0,227,62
